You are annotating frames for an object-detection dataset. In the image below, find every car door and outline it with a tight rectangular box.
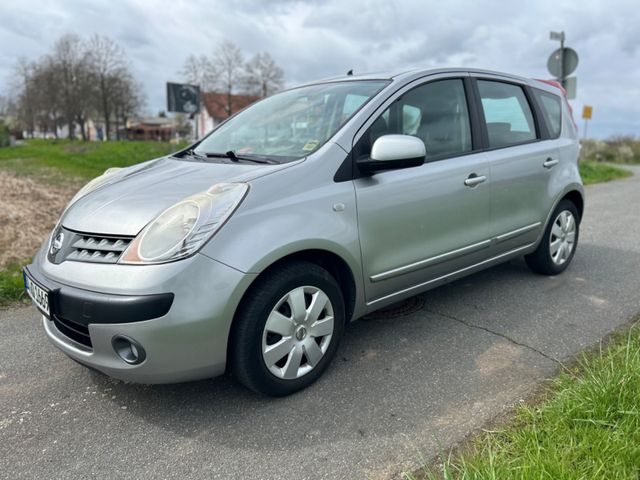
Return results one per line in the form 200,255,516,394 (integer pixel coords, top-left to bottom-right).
353,76,492,306
472,76,559,254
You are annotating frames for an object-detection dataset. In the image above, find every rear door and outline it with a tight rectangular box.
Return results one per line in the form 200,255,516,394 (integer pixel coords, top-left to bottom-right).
353,75,492,306
472,76,559,254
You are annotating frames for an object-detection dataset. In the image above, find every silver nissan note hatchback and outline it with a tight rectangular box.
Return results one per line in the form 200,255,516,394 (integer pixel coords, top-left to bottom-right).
25,68,584,396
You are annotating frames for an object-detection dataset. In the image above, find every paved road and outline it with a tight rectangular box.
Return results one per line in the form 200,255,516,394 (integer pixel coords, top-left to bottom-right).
2,167,640,480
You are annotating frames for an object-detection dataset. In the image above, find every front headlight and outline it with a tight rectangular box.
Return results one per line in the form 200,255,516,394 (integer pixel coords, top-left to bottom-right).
120,183,248,264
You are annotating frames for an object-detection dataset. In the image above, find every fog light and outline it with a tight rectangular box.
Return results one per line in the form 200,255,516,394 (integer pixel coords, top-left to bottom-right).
112,335,146,365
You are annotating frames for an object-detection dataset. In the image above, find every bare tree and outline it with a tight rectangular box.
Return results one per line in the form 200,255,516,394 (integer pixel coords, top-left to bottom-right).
73,65,95,140
182,43,285,117
12,56,66,138
0,94,10,146
86,34,127,140
112,74,146,139
11,58,37,137
31,58,62,137
0,95,8,118
9,33,143,141
213,40,245,115
51,34,94,139
181,54,217,91
244,52,284,98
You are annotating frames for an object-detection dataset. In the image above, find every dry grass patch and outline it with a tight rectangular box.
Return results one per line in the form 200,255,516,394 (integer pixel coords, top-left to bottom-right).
0,170,78,269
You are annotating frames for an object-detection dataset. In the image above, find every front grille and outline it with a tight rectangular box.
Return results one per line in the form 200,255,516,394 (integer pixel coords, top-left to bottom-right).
52,315,93,348
66,234,132,264
48,228,134,265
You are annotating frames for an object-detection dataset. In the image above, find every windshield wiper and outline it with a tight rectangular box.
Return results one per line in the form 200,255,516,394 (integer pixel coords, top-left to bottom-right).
200,151,279,165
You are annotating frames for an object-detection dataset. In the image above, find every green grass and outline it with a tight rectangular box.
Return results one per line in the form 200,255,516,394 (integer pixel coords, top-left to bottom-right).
0,261,29,307
0,139,184,183
406,323,640,480
0,140,632,187
579,160,632,185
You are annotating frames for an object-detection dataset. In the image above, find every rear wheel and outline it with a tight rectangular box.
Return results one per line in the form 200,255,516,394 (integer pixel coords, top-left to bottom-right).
525,199,579,275
230,261,345,396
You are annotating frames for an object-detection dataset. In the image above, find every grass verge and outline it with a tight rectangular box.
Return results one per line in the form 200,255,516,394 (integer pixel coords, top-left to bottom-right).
406,321,640,479
0,261,29,307
579,160,632,185
0,140,632,188
0,139,184,184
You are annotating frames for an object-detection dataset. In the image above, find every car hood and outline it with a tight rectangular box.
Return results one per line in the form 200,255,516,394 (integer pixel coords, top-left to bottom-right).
61,156,291,236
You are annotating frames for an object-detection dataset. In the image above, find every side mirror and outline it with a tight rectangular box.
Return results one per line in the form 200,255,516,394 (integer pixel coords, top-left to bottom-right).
357,134,426,174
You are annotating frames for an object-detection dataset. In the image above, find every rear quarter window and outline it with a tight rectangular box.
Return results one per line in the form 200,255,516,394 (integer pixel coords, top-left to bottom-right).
477,80,537,149
534,89,562,138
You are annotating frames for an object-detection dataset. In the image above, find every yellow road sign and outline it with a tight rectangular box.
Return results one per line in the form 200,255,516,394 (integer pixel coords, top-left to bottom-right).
582,105,593,120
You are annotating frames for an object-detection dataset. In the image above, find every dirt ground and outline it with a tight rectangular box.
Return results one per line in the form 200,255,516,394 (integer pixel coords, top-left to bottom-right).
0,170,77,269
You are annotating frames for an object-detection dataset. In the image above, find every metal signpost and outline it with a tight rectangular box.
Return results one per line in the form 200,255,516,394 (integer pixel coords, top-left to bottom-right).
548,31,579,100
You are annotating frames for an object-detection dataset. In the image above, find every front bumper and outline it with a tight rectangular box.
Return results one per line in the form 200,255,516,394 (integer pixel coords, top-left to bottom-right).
26,248,256,383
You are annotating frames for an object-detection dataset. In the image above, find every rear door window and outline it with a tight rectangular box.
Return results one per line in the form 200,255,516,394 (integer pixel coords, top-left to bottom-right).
477,80,537,148
533,89,562,138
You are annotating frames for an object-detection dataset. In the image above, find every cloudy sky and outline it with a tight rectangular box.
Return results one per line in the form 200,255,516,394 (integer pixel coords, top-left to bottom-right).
1,0,638,138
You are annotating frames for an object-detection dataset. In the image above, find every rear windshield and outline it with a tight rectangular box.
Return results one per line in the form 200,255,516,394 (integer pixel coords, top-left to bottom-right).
195,80,389,161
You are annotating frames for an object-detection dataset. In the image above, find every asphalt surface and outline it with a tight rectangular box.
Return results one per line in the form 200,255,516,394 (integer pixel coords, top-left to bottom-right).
2,166,640,480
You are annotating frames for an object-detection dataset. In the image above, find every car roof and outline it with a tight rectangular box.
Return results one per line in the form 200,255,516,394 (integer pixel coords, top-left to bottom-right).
299,67,562,95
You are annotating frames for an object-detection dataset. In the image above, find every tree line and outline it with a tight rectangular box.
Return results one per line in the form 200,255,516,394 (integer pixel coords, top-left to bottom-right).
181,40,284,115
9,34,144,140
3,36,286,141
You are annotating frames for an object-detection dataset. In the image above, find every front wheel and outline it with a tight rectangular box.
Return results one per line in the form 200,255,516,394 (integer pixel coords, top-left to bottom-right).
230,261,345,396
525,199,580,275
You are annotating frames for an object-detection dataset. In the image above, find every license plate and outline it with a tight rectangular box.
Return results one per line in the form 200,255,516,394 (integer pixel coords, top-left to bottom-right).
24,271,50,317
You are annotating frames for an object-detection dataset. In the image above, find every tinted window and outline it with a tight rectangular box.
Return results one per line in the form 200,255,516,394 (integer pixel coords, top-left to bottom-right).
478,80,536,148
362,79,472,159
534,89,562,138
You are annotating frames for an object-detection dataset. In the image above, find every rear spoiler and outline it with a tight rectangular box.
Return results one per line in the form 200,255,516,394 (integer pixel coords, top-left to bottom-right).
533,78,577,129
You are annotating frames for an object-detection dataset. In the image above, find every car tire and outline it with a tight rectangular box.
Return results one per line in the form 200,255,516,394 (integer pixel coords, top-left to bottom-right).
229,260,345,396
525,199,580,276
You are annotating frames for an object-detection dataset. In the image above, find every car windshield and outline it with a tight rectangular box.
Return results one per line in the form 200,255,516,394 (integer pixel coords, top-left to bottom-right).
194,80,389,161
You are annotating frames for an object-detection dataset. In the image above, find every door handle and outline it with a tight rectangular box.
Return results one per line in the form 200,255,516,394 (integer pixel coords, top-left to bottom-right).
464,174,487,187
543,158,559,169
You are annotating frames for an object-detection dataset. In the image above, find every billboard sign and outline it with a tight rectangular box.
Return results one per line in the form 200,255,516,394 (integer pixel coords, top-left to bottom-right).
167,82,200,114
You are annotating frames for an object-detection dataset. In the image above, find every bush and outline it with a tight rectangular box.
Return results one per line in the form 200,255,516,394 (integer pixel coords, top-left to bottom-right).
582,136,640,164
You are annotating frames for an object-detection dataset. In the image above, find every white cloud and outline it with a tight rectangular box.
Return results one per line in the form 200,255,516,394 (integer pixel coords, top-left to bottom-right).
1,0,638,137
